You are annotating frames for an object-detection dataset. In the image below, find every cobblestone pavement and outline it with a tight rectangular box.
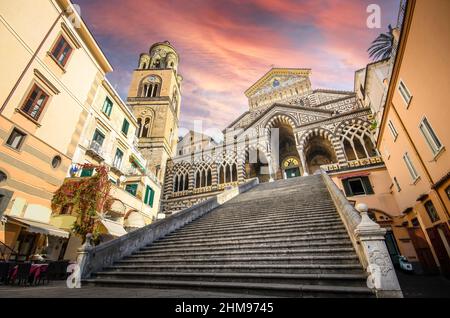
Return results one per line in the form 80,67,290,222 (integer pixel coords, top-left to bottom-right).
396,270,450,298
1,272,450,298
0,281,268,298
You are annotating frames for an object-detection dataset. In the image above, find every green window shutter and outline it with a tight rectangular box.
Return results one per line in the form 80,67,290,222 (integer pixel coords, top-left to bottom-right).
149,187,155,207
144,186,150,205
342,179,353,197
121,119,129,135
80,168,93,177
102,97,113,117
144,185,155,207
125,184,138,196
362,176,374,194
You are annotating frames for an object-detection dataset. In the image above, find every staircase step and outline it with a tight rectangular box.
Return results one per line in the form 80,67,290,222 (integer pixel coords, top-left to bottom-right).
167,222,346,240
91,271,368,287
132,247,356,258
103,263,365,274
83,278,373,297
157,230,349,246
139,240,353,253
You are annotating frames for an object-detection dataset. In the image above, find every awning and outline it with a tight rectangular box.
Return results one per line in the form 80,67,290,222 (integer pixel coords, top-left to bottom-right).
6,216,70,238
100,218,128,237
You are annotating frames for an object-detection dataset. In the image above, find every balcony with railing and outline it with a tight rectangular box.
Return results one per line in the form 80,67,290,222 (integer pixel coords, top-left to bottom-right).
85,140,105,162
321,156,384,173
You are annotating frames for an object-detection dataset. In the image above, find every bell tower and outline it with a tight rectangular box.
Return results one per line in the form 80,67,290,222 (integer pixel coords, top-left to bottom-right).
127,41,182,182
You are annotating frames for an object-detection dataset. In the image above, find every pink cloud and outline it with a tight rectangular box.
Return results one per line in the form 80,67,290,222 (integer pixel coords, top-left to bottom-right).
77,0,399,131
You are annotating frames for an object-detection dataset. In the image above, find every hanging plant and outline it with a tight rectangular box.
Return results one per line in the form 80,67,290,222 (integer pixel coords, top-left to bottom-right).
51,163,112,244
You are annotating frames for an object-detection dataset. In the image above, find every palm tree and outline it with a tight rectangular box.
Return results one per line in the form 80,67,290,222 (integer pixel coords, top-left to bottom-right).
368,24,394,61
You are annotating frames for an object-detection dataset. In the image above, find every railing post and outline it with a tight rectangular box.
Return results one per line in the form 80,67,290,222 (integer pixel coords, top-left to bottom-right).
354,203,403,298
76,233,93,279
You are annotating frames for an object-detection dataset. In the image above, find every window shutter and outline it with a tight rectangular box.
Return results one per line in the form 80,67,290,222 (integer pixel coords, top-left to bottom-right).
362,176,374,194
342,179,352,196
149,187,155,207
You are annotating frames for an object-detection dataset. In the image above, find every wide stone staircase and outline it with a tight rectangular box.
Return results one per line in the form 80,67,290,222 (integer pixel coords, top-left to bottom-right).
85,175,374,297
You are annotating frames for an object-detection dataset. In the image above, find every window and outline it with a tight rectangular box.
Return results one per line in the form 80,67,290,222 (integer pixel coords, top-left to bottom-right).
398,80,412,106
445,186,450,200
419,117,442,155
424,200,440,223
125,183,138,197
60,204,73,215
102,97,113,117
51,35,73,66
411,218,420,227
6,128,26,150
90,129,104,153
144,185,155,207
403,152,419,181
20,85,49,120
109,178,117,185
342,176,374,197
113,149,124,169
51,155,62,168
393,177,401,192
0,171,7,183
121,119,130,136
387,120,398,141
80,168,93,177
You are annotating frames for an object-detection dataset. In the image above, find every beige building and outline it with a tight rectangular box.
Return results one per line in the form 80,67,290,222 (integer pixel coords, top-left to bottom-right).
375,0,450,277
127,41,182,184
0,0,112,261
176,130,218,157
53,79,162,260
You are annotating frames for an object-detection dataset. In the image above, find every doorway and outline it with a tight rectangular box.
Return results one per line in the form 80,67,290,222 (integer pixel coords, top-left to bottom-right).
285,167,300,179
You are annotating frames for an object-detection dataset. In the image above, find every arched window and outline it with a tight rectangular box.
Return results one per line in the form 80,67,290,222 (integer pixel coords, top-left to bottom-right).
173,175,179,192
140,76,161,98
174,170,189,192
341,124,378,161
195,171,201,188
232,164,237,182
207,169,212,186
137,118,142,137
184,173,189,190
195,167,212,188
225,164,231,183
142,117,150,137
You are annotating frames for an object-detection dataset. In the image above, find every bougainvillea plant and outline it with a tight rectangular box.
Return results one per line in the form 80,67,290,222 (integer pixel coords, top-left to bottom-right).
51,164,113,244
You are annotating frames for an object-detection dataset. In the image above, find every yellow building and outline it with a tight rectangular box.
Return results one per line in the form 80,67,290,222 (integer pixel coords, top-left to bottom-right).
376,0,450,276
54,79,162,260
0,0,112,260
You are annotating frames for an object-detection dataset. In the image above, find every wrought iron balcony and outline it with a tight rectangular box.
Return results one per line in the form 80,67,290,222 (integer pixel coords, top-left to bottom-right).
86,140,105,161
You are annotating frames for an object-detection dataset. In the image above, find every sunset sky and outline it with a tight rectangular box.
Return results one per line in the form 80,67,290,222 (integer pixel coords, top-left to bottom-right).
76,0,400,134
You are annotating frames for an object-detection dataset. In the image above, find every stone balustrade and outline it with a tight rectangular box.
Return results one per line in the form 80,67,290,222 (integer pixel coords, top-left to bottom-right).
320,169,403,298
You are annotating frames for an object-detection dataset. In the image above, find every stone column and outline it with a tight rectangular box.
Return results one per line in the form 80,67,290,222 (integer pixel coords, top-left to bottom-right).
267,155,274,182
298,148,309,176
354,203,403,298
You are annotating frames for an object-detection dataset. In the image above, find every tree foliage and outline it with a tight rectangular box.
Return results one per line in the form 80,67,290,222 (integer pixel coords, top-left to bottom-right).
368,25,394,61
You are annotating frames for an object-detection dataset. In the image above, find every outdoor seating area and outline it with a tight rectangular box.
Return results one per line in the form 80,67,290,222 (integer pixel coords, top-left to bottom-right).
0,261,71,287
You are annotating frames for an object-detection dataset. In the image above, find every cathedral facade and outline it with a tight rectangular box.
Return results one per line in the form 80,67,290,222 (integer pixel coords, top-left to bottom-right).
161,68,382,214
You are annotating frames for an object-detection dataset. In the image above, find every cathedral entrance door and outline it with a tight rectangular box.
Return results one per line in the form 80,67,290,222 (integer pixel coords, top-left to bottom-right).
285,167,300,179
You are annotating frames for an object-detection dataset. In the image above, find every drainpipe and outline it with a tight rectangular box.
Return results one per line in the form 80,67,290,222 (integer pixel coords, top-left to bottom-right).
0,9,66,114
